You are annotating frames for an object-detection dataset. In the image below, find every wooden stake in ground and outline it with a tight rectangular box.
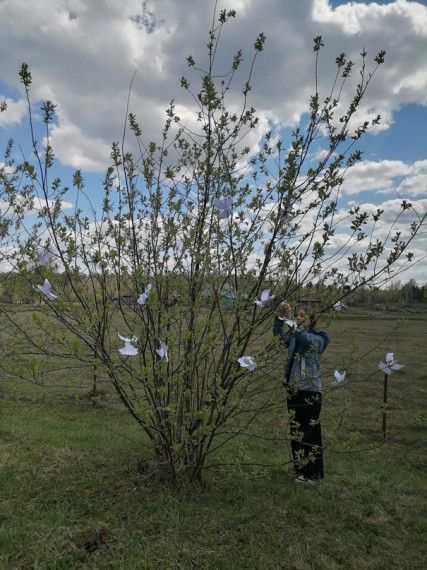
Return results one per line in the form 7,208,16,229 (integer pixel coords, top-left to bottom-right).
378,353,404,440
382,372,388,439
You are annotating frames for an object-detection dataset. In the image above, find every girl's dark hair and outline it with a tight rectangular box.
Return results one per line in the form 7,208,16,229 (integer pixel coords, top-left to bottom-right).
298,307,317,329
309,313,317,329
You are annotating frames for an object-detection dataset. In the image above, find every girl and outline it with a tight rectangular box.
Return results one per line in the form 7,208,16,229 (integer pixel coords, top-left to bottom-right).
273,303,330,483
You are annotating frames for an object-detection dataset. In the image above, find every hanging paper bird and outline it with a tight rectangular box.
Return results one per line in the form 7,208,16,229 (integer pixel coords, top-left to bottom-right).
38,247,55,266
378,353,404,375
35,279,57,300
333,301,348,311
137,284,152,306
156,340,169,362
284,318,298,330
254,288,275,307
213,197,233,220
237,356,257,372
118,332,138,356
332,370,346,386
280,208,294,224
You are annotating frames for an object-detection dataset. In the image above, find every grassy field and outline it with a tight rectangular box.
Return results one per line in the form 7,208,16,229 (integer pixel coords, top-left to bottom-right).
1,310,426,569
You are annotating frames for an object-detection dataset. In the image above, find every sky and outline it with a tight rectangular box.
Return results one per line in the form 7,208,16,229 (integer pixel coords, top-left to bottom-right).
0,0,426,284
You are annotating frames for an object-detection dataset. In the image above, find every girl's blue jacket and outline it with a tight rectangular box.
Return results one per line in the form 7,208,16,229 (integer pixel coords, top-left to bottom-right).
273,316,330,392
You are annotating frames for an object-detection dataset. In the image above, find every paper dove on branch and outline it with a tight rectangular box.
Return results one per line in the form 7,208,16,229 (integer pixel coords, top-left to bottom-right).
332,370,346,387
237,356,257,372
118,332,138,356
38,247,55,267
156,341,169,362
137,284,152,306
280,208,294,224
35,279,57,300
284,318,298,330
213,197,233,220
378,353,404,375
333,301,348,311
254,288,275,307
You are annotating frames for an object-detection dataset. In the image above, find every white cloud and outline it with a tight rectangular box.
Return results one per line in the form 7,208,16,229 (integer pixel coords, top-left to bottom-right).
396,161,427,198
48,116,113,172
1,0,426,283
0,98,28,128
0,0,426,172
340,159,427,196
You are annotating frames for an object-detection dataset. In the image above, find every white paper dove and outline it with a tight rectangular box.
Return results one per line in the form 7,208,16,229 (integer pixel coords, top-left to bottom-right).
254,289,275,307
35,279,57,300
38,247,55,267
237,356,257,372
284,318,298,330
333,301,348,311
213,197,233,220
281,208,294,224
137,284,152,306
118,332,138,356
332,370,346,386
378,353,404,375
156,341,169,362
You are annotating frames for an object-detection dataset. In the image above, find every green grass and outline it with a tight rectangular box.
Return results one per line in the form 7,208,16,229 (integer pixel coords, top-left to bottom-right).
1,311,426,569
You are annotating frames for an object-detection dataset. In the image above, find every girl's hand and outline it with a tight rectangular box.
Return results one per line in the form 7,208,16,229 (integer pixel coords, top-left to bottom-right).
278,302,292,319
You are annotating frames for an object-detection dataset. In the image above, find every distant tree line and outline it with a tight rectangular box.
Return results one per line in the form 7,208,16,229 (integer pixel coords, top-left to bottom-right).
1,271,425,308
350,279,426,308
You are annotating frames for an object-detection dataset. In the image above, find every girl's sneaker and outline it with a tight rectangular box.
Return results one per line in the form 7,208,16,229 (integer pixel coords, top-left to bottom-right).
295,475,315,484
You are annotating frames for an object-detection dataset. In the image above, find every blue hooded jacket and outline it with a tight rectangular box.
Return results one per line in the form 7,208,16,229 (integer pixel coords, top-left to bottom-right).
273,316,330,392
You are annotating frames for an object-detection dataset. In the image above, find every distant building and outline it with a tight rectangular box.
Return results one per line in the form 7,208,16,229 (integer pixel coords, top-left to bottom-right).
111,295,137,308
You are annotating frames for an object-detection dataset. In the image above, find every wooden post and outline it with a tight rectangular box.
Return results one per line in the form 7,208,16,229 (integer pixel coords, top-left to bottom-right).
92,362,97,399
382,373,388,439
